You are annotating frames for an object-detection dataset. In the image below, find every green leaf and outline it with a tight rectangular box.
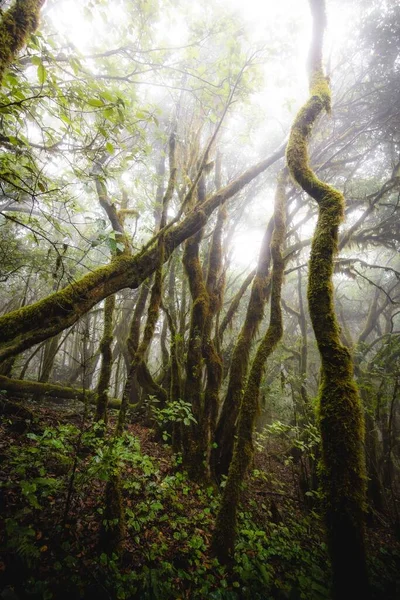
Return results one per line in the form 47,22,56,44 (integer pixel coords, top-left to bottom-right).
60,114,72,126
100,91,115,102
105,141,114,154
37,63,47,85
87,98,104,108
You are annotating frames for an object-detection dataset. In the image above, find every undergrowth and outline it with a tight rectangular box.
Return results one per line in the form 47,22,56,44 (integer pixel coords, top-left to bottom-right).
0,404,399,599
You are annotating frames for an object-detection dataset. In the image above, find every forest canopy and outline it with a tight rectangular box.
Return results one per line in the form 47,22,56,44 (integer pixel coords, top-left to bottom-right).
0,0,399,599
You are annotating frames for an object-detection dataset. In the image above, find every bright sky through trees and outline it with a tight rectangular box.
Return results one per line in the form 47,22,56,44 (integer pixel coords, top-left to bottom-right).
43,0,355,267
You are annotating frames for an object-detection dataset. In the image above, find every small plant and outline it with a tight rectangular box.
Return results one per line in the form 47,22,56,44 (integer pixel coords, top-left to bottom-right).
146,397,197,441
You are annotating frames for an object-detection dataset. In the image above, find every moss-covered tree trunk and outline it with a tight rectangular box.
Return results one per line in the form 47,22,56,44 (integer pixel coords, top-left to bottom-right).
201,152,226,446
0,145,285,363
116,129,176,434
161,258,183,451
212,175,286,562
0,0,45,84
286,1,369,597
95,295,115,423
211,217,274,479
123,279,152,406
0,374,123,407
203,202,226,452
181,174,210,478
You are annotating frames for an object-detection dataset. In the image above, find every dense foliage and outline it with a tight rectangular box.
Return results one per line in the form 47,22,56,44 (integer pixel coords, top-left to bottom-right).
0,0,399,598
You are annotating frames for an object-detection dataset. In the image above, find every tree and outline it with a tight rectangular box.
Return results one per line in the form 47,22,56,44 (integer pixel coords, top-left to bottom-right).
0,1,399,597
286,0,369,597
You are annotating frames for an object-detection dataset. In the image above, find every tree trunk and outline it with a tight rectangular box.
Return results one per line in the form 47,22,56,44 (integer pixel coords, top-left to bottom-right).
0,144,285,363
211,217,274,479
95,295,116,423
286,1,369,597
212,174,286,562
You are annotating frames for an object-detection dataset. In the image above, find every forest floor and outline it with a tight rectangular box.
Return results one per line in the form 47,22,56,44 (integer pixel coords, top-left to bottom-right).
0,397,399,600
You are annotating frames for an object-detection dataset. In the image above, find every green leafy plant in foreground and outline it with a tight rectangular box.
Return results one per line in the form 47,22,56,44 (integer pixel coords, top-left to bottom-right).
1,418,398,599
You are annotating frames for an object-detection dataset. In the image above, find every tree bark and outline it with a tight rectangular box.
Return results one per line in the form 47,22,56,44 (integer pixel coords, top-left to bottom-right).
211,217,274,479
95,295,116,422
286,1,369,597
212,174,286,562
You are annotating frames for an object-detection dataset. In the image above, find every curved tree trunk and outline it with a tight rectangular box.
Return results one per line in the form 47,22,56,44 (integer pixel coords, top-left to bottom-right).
212,174,286,562
286,1,369,597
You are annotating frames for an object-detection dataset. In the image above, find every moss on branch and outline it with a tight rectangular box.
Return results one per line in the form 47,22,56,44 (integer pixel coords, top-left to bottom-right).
0,0,45,84
0,374,120,408
0,143,284,362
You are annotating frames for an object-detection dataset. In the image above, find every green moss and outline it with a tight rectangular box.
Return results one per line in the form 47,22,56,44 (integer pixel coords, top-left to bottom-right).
0,255,130,361
286,3,369,596
0,375,122,410
201,204,226,448
0,0,44,83
0,374,93,402
0,142,284,363
181,226,211,479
